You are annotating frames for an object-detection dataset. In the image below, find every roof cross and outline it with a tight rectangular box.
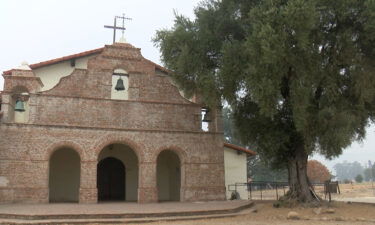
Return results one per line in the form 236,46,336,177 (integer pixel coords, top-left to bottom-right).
104,14,132,44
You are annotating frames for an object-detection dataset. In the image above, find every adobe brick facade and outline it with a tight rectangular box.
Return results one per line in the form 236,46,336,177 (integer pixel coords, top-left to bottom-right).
0,43,226,203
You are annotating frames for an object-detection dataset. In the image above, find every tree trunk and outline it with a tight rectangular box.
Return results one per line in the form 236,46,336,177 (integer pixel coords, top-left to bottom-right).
286,145,316,203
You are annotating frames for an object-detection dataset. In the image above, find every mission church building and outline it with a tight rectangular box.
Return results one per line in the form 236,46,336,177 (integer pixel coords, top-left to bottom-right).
0,39,254,203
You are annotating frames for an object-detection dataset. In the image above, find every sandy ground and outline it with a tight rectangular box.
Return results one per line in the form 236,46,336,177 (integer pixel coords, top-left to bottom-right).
2,183,374,225
130,183,375,225
131,201,375,225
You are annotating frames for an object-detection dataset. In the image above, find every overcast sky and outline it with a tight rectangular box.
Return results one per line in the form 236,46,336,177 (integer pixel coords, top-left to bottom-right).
1,0,374,173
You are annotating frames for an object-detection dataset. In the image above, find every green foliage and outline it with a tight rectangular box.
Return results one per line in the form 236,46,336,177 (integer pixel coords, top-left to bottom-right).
248,155,288,182
222,106,243,146
222,106,288,181
355,174,364,183
363,165,375,181
154,0,375,169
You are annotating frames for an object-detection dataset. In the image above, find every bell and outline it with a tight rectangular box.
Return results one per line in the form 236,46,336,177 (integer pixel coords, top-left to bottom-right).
202,110,211,122
14,100,25,112
115,77,125,91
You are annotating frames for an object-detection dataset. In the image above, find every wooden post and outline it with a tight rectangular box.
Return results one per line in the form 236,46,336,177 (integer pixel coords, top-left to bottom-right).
275,183,278,200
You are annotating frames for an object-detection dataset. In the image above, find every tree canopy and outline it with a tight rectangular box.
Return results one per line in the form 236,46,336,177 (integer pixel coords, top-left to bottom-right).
154,0,375,202
307,160,331,183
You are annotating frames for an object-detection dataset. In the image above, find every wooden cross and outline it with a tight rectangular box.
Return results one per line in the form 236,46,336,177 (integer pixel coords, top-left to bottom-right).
104,14,132,44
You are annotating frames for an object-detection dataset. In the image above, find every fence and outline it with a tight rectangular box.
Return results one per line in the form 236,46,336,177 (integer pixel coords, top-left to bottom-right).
228,181,340,201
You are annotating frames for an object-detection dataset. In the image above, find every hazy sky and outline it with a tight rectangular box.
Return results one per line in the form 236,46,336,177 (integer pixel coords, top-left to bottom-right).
1,0,374,173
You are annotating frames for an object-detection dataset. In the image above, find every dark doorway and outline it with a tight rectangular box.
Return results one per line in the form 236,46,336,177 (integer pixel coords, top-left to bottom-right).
97,157,125,201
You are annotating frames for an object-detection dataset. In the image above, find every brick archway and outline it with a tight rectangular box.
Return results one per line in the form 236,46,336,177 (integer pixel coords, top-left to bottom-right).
48,146,81,203
154,146,187,202
46,141,85,161
93,136,144,163
44,141,85,203
153,146,187,165
94,136,143,202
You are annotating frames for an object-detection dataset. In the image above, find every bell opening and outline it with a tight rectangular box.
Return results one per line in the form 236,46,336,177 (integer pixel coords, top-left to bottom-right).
14,100,25,112
202,108,211,122
115,77,125,91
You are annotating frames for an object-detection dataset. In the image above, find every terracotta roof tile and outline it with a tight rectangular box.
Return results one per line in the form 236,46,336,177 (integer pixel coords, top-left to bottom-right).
3,47,104,75
144,58,171,74
224,142,256,155
3,47,170,76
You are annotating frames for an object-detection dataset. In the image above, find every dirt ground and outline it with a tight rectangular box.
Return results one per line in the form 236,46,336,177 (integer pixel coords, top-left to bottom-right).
131,183,375,225
133,201,375,225
333,182,375,198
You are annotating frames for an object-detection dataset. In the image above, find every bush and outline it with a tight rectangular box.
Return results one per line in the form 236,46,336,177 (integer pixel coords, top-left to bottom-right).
343,179,351,184
307,160,331,183
355,174,363,183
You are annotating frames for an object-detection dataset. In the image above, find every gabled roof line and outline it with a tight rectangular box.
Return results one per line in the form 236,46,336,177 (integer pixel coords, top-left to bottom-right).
3,47,105,75
224,142,256,155
143,58,171,74
3,46,171,76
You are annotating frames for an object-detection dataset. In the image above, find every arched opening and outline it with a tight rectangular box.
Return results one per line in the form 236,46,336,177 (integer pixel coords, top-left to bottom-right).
111,68,129,100
97,157,125,201
49,148,80,202
97,143,138,202
157,150,181,201
11,86,30,123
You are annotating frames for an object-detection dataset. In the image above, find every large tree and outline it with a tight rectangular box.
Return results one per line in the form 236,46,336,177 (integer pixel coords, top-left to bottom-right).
154,0,375,203
223,106,288,182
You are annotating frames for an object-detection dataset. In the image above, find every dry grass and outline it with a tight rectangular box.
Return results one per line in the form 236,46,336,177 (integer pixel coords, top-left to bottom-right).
131,201,375,225
131,183,375,225
244,182,375,201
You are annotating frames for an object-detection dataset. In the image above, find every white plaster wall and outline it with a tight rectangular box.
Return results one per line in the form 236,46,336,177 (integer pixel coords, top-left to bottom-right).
98,144,138,201
34,55,95,91
224,147,248,200
166,76,194,102
157,151,180,201
49,148,80,202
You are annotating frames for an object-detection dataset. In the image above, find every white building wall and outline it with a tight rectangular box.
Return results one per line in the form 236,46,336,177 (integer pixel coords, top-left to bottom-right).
224,147,248,200
34,55,95,91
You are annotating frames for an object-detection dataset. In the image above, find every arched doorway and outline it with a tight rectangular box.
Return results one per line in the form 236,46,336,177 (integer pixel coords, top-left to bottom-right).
97,157,125,201
157,150,181,201
49,148,80,202
97,143,138,201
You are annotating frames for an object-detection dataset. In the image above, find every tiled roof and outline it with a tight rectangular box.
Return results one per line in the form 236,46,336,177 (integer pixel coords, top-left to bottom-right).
3,46,171,75
3,47,105,75
144,58,171,74
224,142,256,155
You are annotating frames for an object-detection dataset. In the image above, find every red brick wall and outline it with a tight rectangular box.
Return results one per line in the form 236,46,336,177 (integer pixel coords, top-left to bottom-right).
0,43,225,203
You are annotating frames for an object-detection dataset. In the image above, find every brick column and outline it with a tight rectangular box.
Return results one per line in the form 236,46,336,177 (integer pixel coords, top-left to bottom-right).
79,161,97,203
138,162,158,203
0,94,12,122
